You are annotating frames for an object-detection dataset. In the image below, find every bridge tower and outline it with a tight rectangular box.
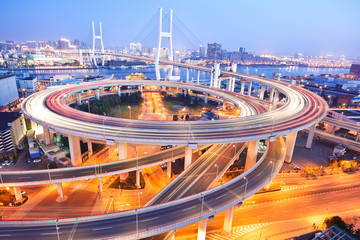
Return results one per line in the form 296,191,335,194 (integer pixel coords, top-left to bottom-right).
91,21,105,67
155,8,174,81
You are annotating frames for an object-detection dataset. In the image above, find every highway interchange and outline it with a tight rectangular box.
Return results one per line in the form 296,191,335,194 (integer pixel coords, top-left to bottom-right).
0,56,329,239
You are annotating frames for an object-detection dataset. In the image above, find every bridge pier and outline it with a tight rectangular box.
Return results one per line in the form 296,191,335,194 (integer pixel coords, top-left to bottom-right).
305,124,316,149
77,92,82,105
222,206,234,235
247,82,252,96
117,85,121,96
203,93,208,104
356,132,359,142
136,170,141,188
96,89,100,100
197,219,207,240
87,141,93,156
167,161,172,178
117,142,128,160
13,187,22,201
184,145,195,169
259,84,265,100
226,78,235,92
269,88,275,102
284,131,298,163
272,90,279,109
197,70,200,85
43,126,53,145
57,183,64,201
186,68,190,83
98,177,103,195
162,85,166,92
245,140,259,170
68,135,82,166
240,80,246,94
140,85,144,95
223,99,227,110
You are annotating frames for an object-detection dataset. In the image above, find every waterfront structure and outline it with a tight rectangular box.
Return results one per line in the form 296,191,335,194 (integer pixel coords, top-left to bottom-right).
0,112,26,158
17,76,38,97
349,63,360,78
0,75,19,106
207,42,222,61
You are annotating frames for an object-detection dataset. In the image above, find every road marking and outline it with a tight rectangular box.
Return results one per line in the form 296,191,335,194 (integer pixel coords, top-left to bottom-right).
17,177,31,179
216,193,227,199
182,205,197,211
0,234,11,237
257,171,263,176
140,217,158,222
80,170,95,174
40,232,62,235
51,174,63,177
93,226,112,231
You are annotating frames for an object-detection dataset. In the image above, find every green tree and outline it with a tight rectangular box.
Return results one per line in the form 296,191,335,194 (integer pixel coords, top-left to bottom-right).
173,115,178,121
324,216,347,230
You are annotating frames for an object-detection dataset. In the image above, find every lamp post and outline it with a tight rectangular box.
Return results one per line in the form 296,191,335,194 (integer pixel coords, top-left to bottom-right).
86,100,90,113
200,193,204,217
128,105,131,119
135,209,139,237
55,219,60,240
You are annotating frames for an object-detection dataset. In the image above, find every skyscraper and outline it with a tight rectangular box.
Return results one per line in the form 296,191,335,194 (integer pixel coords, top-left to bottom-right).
199,45,206,58
207,42,222,61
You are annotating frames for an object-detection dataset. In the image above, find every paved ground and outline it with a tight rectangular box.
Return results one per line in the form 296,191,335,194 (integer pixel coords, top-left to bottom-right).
282,132,333,171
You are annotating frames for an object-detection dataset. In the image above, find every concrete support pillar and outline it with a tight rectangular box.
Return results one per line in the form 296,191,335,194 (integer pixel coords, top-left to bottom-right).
186,68,190,83
117,86,121,96
331,126,336,134
223,99,227,110
136,170,141,188
117,142,128,160
184,145,193,169
162,85,166,92
87,141,93,155
240,81,245,95
140,85,143,94
226,78,235,92
356,132,359,142
213,63,221,88
245,140,259,170
98,177,103,195
43,126,52,145
197,70,200,85
68,135,82,166
13,187,22,201
77,92,82,105
306,124,316,149
96,89,100,100
30,120,37,131
259,84,265,100
57,183,64,201
247,82,252,96
284,131,298,163
269,88,275,102
167,161,172,178
197,219,207,240
203,93,208,104
272,90,279,110
223,206,234,234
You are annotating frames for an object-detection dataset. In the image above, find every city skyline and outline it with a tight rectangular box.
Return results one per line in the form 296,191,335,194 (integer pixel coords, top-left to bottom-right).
1,0,360,57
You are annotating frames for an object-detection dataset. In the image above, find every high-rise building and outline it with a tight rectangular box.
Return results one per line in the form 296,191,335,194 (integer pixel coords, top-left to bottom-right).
0,112,26,158
199,45,206,58
349,63,360,78
57,38,76,50
239,47,246,53
18,76,39,97
26,41,38,49
0,75,19,106
207,42,222,61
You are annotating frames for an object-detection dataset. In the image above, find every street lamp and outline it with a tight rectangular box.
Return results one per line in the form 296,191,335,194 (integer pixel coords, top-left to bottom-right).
55,219,60,240
86,100,90,113
138,191,142,208
200,193,204,217
135,209,139,237
128,105,131,119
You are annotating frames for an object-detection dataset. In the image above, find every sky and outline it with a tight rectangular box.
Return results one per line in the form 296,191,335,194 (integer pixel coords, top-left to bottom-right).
1,0,360,57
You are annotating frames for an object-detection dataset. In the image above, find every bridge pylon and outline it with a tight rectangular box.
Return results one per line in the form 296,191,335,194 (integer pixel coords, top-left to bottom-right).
155,8,174,81
91,21,105,67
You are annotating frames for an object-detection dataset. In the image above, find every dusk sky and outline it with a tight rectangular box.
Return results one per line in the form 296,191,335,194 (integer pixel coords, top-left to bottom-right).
1,0,360,57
